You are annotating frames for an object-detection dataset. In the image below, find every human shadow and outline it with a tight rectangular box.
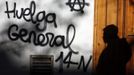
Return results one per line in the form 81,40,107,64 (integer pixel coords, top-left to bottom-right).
95,24,132,75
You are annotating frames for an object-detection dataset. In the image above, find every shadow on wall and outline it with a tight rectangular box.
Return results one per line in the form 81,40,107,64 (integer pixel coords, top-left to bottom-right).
0,46,28,75
95,24,132,75
0,23,30,75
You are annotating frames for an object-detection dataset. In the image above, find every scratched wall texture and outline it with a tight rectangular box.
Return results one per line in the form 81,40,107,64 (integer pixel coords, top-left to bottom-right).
0,0,94,75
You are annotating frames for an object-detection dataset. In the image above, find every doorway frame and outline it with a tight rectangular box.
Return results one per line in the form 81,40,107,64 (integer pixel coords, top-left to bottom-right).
93,0,125,69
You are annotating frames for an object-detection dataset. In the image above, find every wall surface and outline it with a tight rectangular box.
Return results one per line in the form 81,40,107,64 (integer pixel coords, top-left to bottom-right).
0,0,94,75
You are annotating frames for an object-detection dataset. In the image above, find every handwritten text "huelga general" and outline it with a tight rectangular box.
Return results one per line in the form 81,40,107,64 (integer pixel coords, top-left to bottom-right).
5,1,78,54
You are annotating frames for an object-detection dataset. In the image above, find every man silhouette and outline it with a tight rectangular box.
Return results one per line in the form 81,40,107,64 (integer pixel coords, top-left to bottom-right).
96,24,131,75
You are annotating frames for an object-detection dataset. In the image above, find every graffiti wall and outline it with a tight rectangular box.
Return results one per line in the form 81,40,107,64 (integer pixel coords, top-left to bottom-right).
0,0,94,75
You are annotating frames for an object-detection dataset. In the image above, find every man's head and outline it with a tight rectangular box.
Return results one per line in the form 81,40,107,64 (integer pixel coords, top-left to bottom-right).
103,24,118,43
